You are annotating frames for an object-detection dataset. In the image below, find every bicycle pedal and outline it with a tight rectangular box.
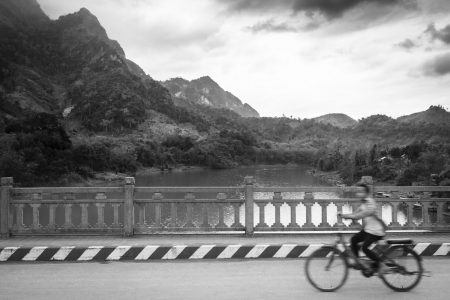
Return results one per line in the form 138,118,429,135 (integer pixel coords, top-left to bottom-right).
422,271,432,277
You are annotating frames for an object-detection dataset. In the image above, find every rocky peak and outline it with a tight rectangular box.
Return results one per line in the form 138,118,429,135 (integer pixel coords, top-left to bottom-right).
56,7,108,39
163,76,260,118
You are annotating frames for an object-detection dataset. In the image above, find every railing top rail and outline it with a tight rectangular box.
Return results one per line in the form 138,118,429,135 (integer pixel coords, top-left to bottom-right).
373,186,450,192
11,187,124,194
254,186,358,193
134,199,244,203
135,187,243,193
253,197,450,203
10,199,124,204
253,186,450,193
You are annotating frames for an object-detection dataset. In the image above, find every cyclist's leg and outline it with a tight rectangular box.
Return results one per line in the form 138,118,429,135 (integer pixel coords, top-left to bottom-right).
361,233,382,268
350,230,365,258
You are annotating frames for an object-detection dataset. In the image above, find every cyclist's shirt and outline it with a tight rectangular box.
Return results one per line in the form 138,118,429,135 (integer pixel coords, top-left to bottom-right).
353,197,385,237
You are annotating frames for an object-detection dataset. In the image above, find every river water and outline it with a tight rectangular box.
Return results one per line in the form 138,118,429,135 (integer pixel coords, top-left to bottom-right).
136,164,322,187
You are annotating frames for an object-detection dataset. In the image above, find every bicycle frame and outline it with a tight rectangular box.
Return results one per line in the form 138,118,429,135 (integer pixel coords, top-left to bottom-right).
331,232,424,276
332,233,358,267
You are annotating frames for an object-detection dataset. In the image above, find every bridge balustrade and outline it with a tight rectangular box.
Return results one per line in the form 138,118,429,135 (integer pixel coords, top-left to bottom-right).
1,176,449,238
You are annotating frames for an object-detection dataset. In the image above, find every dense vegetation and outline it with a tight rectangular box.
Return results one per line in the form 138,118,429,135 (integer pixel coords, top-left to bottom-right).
1,111,450,187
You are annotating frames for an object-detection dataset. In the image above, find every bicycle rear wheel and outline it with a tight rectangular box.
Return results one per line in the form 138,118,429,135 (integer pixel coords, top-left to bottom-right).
379,245,423,292
305,246,348,292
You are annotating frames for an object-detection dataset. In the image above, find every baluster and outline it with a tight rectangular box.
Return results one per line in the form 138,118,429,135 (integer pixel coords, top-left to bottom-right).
271,192,284,229
231,203,241,228
170,202,178,228
216,193,227,229
30,193,42,231
80,204,89,229
318,202,329,228
111,204,121,228
420,202,430,228
48,204,57,230
153,193,163,228
95,192,106,229
287,202,300,229
436,201,446,226
62,193,74,229
256,202,268,228
350,202,360,228
14,204,25,232
96,203,106,228
405,202,414,228
390,202,400,227
137,203,146,229
303,192,315,228
201,203,211,228
63,204,74,229
30,204,40,230
335,202,345,228
184,192,195,228
8,203,13,229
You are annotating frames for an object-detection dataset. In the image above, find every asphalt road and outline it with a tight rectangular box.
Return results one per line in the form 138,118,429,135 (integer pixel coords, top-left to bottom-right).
0,258,448,300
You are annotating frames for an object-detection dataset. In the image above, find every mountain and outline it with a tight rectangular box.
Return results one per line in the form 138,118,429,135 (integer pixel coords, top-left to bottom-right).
0,0,49,28
397,105,450,125
311,113,357,128
0,0,197,132
163,76,260,118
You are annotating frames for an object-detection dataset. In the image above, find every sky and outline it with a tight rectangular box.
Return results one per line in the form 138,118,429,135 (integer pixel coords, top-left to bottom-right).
37,0,450,119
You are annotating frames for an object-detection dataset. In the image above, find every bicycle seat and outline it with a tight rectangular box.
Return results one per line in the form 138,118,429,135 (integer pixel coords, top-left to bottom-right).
386,239,413,244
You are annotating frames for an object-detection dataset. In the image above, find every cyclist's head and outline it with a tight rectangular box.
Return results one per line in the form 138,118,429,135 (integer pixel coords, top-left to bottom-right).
356,183,370,198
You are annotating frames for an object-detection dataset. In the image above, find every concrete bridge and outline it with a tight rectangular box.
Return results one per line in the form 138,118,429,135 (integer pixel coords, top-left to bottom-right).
0,175,449,262
1,176,449,299
1,176,450,238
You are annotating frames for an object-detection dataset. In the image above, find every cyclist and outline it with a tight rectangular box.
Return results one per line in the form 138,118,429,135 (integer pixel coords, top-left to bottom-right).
338,183,387,271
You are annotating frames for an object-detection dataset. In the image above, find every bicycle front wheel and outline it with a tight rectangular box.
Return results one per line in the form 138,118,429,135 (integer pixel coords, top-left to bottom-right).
379,245,423,292
305,246,348,292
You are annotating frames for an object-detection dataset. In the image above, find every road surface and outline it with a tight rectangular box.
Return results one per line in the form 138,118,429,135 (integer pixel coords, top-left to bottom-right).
0,258,448,300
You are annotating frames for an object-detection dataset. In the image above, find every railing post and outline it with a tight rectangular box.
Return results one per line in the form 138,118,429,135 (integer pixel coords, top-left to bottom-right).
123,177,135,237
303,193,315,228
1,177,13,238
244,176,255,236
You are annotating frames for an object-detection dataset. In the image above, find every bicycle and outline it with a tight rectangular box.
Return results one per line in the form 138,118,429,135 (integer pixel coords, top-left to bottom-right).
305,232,424,292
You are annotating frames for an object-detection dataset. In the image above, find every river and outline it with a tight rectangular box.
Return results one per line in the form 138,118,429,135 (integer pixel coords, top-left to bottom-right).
136,164,322,187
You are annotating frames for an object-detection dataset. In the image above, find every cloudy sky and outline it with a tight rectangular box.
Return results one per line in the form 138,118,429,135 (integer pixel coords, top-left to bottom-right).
38,0,450,119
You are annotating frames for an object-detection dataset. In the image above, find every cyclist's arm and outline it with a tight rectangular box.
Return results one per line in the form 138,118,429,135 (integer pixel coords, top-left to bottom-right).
341,202,376,220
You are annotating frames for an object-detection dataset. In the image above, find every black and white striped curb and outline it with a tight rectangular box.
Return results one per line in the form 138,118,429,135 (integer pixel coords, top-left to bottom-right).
0,243,448,262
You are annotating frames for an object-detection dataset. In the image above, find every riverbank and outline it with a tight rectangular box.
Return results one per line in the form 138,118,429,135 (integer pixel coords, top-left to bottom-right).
307,169,344,186
74,165,207,187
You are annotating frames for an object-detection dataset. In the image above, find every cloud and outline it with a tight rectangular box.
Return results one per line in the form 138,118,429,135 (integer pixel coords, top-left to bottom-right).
423,52,450,76
396,22,450,51
425,23,450,44
246,18,319,33
219,0,417,19
397,38,416,49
